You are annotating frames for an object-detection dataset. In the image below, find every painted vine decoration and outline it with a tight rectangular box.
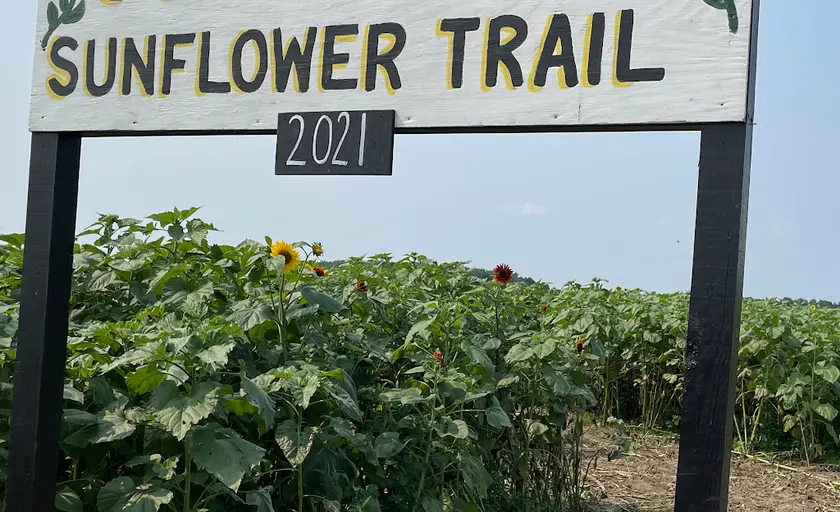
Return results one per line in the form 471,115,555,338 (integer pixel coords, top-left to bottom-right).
40,0,85,49
704,0,739,34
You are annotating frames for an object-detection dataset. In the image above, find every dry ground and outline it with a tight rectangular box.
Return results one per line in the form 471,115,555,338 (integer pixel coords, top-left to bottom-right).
584,428,840,512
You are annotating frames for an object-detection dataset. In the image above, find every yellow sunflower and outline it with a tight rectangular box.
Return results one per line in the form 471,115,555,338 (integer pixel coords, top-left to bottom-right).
810,304,817,312
270,240,301,274
312,242,324,257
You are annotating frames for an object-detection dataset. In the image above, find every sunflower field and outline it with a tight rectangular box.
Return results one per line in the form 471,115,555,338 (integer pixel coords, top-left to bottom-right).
0,208,838,512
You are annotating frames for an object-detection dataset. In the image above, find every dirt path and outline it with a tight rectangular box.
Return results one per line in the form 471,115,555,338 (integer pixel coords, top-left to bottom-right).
584,428,840,511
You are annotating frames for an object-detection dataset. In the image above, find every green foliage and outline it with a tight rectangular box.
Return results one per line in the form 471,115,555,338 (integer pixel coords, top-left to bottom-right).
1,208,838,510
0,210,599,511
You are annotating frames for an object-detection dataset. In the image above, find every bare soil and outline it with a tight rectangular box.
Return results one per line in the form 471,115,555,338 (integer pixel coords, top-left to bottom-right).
583,428,840,512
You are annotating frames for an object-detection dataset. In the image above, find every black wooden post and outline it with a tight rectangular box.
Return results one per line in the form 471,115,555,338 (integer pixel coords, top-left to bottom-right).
4,133,82,512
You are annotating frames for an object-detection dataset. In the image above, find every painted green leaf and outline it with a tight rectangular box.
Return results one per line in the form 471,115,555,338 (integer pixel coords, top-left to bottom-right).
275,419,315,466
486,396,511,428
189,423,265,491
47,2,59,27
300,286,345,313
63,0,85,24
150,381,221,441
242,375,275,433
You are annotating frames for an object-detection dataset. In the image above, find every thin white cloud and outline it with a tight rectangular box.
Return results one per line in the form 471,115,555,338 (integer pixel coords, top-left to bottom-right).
521,202,549,216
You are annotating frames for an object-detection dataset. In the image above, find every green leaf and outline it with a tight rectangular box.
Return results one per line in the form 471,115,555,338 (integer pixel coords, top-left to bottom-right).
63,0,85,24
460,455,491,499
56,487,83,512
63,385,84,404
526,420,548,439
242,375,275,433
461,341,493,372
151,381,221,441
496,375,519,389
327,382,363,422
486,396,511,428
300,286,345,313
246,486,276,512
126,364,166,395
98,477,174,512
815,365,840,384
275,419,315,466
406,318,434,344
532,339,556,359
812,401,838,422
299,375,320,410
443,419,469,439
47,2,59,26
228,304,273,331
167,224,184,241
504,343,533,363
380,387,426,405
374,432,405,459
422,496,444,512
86,269,117,291
189,423,266,491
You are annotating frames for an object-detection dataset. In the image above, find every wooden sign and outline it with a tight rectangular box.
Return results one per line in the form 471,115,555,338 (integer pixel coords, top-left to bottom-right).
275,110,394,176
29,0,754,133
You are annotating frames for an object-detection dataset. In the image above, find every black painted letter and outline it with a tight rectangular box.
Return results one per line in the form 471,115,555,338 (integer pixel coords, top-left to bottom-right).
483,15,528,90
614,9,665,85
197,32,231,95
272,28,317,93
121,36,156,96
231,29,268,93
437,17,480,89
320,24,359,91
530,14,578,90
46,36,79,98
583,13,605,87
84,38,118,97
160,33,196,97
362,23,406,93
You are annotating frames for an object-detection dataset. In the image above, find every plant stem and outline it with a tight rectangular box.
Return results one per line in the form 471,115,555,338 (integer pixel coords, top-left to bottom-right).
297,412,304,512
184,443,191,512
411,367,439,511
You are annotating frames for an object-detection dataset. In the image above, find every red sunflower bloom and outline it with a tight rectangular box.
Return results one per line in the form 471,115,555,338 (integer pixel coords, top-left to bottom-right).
492,263,514,285
576,337,585,355
356,280,368,293
432,349,445,369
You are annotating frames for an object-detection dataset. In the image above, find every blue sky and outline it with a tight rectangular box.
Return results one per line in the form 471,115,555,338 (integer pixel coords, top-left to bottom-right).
1,2,838,301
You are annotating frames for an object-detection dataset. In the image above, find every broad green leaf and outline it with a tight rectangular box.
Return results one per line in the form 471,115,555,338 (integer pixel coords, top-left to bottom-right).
374,432,405,459
422,496,444,512
151,381,221,441
812,401,838,422
532,339,556,359
126,454,162,467
126,364,166,395
242,375,275,433
55,487,82,512
380,387,426,405
460,455,491,499
526,420,548,439
275,419,315,466
298,375,320,410
496,375,519,389
189,423,266,491
442,419,469,439
486,397,511,428
504,343,533,363
98,477,173,512
815,365,840,384
63,385,84,403
228,304,273,331
227,398,258,416
246,486,276,512
197,342,236,370
461,341,493,372
109,258,146,273
300,286,345,313
405,318,434,344
328,382,363,421
86,269,116,291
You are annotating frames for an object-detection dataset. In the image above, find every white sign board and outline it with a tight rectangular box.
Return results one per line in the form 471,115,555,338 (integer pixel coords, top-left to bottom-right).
29,0,754,133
